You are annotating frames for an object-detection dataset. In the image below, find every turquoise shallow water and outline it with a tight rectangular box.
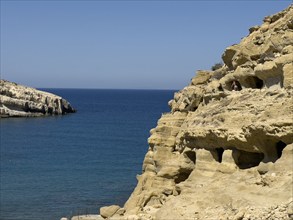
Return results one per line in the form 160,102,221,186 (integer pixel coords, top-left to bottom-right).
0,89,175,220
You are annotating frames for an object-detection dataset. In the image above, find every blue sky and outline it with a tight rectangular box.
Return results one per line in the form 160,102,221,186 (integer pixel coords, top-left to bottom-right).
1,1,291,89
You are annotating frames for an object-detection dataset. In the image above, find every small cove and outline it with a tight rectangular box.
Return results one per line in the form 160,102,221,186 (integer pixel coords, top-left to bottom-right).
0,89,175,220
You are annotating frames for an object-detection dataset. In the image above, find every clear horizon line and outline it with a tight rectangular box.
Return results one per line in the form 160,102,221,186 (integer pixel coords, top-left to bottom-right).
38,87,179,91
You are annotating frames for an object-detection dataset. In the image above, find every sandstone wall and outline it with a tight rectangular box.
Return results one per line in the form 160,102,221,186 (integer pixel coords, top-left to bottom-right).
62,5,293,220
98,5,293,220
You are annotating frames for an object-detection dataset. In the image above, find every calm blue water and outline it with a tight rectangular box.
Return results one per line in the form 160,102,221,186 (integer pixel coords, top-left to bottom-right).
0,89,175,220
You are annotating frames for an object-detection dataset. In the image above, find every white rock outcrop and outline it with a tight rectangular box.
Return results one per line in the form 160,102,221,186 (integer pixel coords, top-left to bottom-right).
0,80,76,117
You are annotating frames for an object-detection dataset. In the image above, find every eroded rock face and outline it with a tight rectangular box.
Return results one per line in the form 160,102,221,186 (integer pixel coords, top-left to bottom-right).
0,80,76,117
96,5,293,220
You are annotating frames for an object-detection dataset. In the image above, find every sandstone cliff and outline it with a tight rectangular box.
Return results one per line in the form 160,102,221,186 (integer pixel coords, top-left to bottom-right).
0,80,76,117
72,5,293,220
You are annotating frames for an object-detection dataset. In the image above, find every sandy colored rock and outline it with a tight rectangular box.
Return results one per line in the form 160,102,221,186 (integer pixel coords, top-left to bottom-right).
71,215,104,220
100,205,121,218
283,63,293,88
191,70,212,85
98,5,293,220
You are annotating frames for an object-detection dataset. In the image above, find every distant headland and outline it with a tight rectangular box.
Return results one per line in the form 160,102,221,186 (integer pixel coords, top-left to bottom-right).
0,80,76,118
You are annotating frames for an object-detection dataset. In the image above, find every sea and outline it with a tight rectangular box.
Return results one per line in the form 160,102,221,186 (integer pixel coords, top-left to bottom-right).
0,89,175,220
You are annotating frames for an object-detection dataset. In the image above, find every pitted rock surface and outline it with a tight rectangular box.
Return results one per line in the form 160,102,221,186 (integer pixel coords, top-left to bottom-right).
73,5,293,220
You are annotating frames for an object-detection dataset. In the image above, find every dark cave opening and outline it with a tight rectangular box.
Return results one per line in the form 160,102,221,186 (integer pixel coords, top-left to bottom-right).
227,80,242,91
174,151,196,184
243,76,264,89
276,141,287,158
174,170,192,184
216,148,224,163
218,84,224,91
233,150,265,169
254,76,264,89
184,150,196,164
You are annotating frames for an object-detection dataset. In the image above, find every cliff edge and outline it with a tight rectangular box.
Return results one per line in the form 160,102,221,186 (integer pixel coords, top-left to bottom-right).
73,5,293,220
0,80,76,117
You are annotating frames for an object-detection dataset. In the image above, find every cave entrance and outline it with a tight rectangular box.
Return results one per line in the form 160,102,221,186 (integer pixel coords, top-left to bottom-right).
218,84,224,91
175,150,196,184
276,141,287,158
227,80,242,91
175,169,192,184
243,76,264,89
233,150,264,169
184,150,196,164
216,148,224,163
254,77,264,89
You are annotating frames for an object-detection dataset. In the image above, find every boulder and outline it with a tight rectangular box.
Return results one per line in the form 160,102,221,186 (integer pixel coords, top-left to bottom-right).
71,215,104,220
100,205,120,218
191,70,212,85
222,46,238,70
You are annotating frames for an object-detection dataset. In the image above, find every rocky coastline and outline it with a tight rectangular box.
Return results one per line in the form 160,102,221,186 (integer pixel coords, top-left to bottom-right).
0,80,76,118
57,4,292,220
86,5,293,220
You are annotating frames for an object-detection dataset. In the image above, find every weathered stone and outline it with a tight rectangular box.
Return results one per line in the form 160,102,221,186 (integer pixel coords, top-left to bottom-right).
115,208,126,216
249,25,260,33
191,70,212,85
254,61,283,88
287,201,293,216
169,86,205,112
222,46,238,70
0,80,75,117
232,52,251,69
283,63,293,88
71,215,104,220
101,5,293,220
100,205,121,218
255,61,281,79
281,45,293,54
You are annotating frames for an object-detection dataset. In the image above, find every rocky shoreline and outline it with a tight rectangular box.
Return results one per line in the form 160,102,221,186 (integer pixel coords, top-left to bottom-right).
73,5,293,220
0,80,76,118
54,4,292,220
